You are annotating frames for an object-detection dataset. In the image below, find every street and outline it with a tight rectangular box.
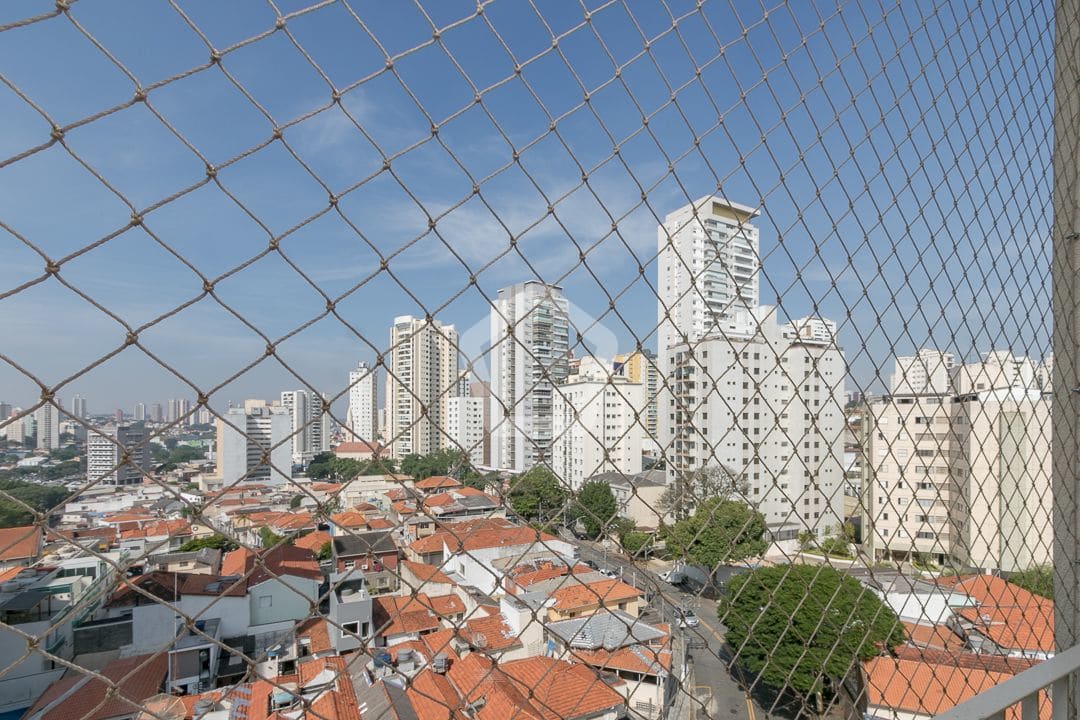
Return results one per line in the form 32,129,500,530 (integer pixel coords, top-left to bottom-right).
572,539,759,720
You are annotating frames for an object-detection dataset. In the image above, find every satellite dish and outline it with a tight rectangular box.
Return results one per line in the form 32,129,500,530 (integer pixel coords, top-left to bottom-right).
473,632,487,648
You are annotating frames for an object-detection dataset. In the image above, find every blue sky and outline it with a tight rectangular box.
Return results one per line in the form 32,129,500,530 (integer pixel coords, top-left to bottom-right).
0,0,1056,418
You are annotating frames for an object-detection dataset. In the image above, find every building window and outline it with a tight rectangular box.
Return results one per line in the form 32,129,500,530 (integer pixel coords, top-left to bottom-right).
259,595,273,608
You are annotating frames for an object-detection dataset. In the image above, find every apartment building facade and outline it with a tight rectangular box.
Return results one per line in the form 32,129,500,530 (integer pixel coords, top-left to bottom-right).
385,315,459,459
87,423,150,486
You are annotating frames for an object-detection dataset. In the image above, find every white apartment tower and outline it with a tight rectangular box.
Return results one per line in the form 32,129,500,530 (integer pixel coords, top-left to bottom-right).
346,361,378,444
867,350,1050,572
888,349,956,395
663,307,847,540
385,316,459,459
215,402,291,485
71,395,87,420
490,281,571,471
656,197,761,361
552,359,645,490
35,404,60,450
87,424,150,486
133,403,146,422
280,390,331,464
446,396,485,467
614,350,661,454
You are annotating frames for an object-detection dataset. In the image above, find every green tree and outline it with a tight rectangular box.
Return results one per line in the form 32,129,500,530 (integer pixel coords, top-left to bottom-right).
571,479,618,538
179,534,239,552
259,526,286,548
0,479,69,528
508,466,567,525
1011,565,1053,599
620,531,652,557
665,498,767,569
306,452,335,479
660,464,749,521
290,494,304,509
722,565,904,707
400,448,471,480
317,541,333,562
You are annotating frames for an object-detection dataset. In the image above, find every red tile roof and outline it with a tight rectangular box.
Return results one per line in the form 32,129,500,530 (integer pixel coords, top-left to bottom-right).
0,525,41,562
374,595,442,637
403,560,454,585
461,613,521,652
330,510,369,529
945,575,1054,654
334,441,383,455
453,526,559,552
508,562,592,591
407,668,466,720
25,653,167,720
903,621,966,652
294,530,332,553
548,578,642,612
415,476,463,490
221,545,322,584
865,656,1040,719
119,519,192,540
367,518,394,530
296,617,334,655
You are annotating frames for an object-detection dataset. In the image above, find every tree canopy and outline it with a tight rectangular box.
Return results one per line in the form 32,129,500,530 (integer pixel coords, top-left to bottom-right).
0,479,69,528
722,565,903,700
178,534,239,553
399,448,472,480
660,464,749,520
1010,565,1053,599
307,453,397,480
508,466,568,525
665,497,767,568
571,479,618,538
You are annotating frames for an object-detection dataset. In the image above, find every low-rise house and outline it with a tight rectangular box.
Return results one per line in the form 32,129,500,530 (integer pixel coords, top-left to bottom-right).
0,525,42,569
221,546,322,629
446,653,626,720
941,575,1054,659
22,653,168,720
596,470,669,530
0,561,119,716
545,610,671,718
521,575,643,622
332,530,399,574
864,656,1038,720
328,572,373,653
460,593,544,661
118,518,192,555
294,530,332,557
421,487,504,522
413,475,463,494
438,525,577,595
372,592,466,647
146,548,222,575
333,441,384,461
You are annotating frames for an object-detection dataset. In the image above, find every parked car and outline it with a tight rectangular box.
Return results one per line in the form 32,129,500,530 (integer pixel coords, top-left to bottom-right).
676,607,700,628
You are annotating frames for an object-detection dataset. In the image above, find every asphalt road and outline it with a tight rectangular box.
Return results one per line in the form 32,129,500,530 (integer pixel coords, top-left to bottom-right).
572,539,759,720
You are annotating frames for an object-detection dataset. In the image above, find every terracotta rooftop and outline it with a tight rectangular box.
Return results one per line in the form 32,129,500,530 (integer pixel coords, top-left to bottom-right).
865,656,1046,720
415,475,463,490
403,559,455,585
119,519,191,540
333,441,383,455
374,595,443,637
25,653,167,720
548,578,642,612
294,530,332,553
946,575,1054,654
903,621,966,652
407,668,466,720
221,545,322,584
0,525,41,562
296,617,334,655
330,509,369,529
461,612,521,652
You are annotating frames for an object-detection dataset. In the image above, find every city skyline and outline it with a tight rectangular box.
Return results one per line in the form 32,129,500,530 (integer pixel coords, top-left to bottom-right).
0,2,1051,412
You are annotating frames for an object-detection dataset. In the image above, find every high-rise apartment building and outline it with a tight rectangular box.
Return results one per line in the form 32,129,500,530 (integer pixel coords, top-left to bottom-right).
490,281,571,471
280,390,331,464
151,403,163,423
167,398,179,423
469,381,492,466
385,316,459,459
133,403,146,422
888,349,956,395
35,404,60,450
71,395,87,420
176,398,192,425
614,350,660,453
196,407,212,426
87,424,150,486
552,358,645,491
867,350,1051,572
214,401,291,485
3,408,24,444
446,396,485,467
656,197,761,360
0,403,11,426
663,307,846,540
346,361,378,444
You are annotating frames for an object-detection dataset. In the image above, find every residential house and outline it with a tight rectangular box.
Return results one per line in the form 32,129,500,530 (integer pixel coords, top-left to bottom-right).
328,572,373,653
941,575,1054,659
0,525,42,569
146,548,222,575
545,610,672,718
22,653,168,720
332,531,399,574
436,524,576,595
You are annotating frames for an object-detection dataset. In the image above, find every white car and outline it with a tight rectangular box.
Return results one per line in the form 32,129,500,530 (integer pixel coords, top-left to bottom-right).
678,609,700,628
